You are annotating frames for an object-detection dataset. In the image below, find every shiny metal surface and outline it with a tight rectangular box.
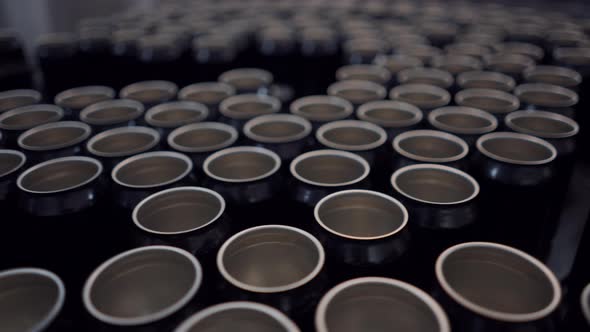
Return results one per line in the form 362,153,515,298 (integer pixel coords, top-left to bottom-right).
393,129,469,164
204,146,280,183
83,245,202,326
290,150,369,187
175,302,300,332
217,225,324,293
397,67,454,89
316,120,387,152
315,277,450,332
218,68,273,93
86,126,160,158
18,121,91,152
168,122,238,154
290,95,354,124
428,106,498,135
0,268,65,332
244,114,311,144
389,83,451,111
18,156,102,194
54,86,115,111
112,151,192,189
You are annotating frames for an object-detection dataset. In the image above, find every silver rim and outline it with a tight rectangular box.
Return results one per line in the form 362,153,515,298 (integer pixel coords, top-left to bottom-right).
55,86,115,106
243,114,311,144
315,277,450,332
0,149,26,178
444,42,492,58
431,54,483,72
391,163,480,205
428,106,498,135
0,89,42,112
476,132,557,165
145,101,209,128
514,83,579,108
484,53,536,72
290,149,370,187
389,83,451,109
18,121,92,151
290,95,354,122
523,65,582,88
174,301,300,332
397,67,454,88
17,156,103,194
582,283,590,326
79,99,144,125
217,225,325,293
0,104,64,130
132,186,225,235
112,151,192,189
356,100,423,128
314,189,408,240
178,82,236,101
168,122,238,153
456,71,516,91
436,242,562,323
219,94,281,119
0,268,65,332
86,126,160,158
83,246,202,326
316,120,387,151
393,129,469,163
120,81,178,100
203,146,281,183
218,68,273,86
373,54,424,71
493,42,544,61
505,110,579,139
455,88,520,114
553,47,590,65
327,80,387,101
335,64,392,84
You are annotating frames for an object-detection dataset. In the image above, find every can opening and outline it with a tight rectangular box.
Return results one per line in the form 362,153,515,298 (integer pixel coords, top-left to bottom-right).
292,151,369,186
0,150,25,177
170,123,237,153
88,127,160,157
19,122,91,151
205,148,279,182
113,152,191,188
478,134,556,164
19,157,102,193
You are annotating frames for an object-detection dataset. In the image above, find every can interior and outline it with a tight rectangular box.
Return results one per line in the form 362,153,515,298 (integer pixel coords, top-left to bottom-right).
0,110,59,129
334,88,381,104
317,192,405,238
0,152,24,177
440,245,556,315
295,154,366,185
59,94,111,110
22,126,88,150
480,137,554,163
150,108,204,125
207,150,276,181
0,272,62,332
136,189,222,233
0,96,38,112
250,121,306,139
91,131,157,156
173,128,233,150
322,127,381,147
88,249,197,321
459,94,515,113
20,159,100,193
182,307,288,332
85,106,140,123
115,155,189,187
510,116,574,136
435,113,493,131
222,227,320,289
322,281,442,332
398,136,465,160
395,168,475,204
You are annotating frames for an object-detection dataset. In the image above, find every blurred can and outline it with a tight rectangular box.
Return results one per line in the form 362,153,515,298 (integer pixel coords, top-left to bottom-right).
54,86,115,120
356,100,423,139
428,106,498,146
455,88,520,122
79,99,144,132
0,104,63,148
218,68,273,94
120,80,178,108
290,95,354,132
218,94,281,130
0,89,42,114
390,83,451,115
178,82,236,120
17,121,92,163
456,71,516,92
514,83,578,118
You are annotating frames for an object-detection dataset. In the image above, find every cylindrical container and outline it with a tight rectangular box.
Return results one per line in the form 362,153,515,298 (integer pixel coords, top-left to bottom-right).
218,68,273,94
394,130,469,171
0,89,41,114
430,54,483,76
374,54,424,85
315,277,450,332
435,242,562,332
335,64,392,86
513,83,579,118
315,120,387,163
120,80,178,108
289,149,370,209
483,53,536,82
83,246,203,331
455,88,520,121
456,71,516,92
178,82,236,120
79,99,144,132
397,67,454,90
396,44,442,63
313,190,410,278
17,121,92,163
243,114,311,162
327,80,387,108
167,122,238,171
428,106,498,146
445,42,492,60
111,151,194,210
202,146,282,227
0,268,65,332
356,100,423,139
389,83,451,115
174,301,300,332
420,21,458,47
216,225,325,322
474,132,557,256
144,101,209,139
290,95,354,132
552,47,590,77
218,94,281,130
0,104,64,148
35,33,80,98
85,126,160,170
523,65,582,91
342,38,388,65
493,42,545,63
54,86,115,120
